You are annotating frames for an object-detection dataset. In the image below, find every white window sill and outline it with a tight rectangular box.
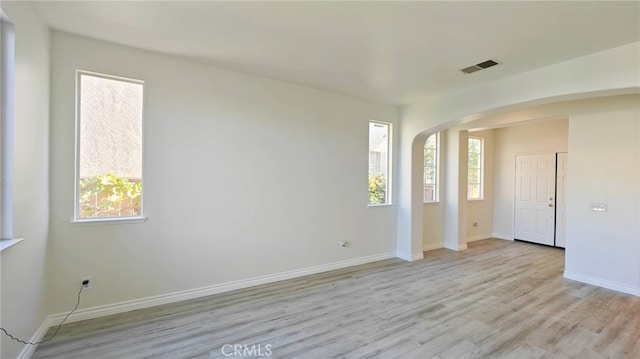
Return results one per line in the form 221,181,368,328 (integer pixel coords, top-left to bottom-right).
468,198,484,202
424,201,441,205
71,217,147,225
0,238,24,252
368,203,393,208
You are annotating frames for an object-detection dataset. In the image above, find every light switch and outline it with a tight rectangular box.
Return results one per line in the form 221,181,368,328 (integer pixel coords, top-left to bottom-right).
590,203,607,212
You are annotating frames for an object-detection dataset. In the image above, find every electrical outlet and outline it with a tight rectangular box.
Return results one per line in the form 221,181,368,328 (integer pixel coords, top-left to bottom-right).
339,240,348,249
81,277,92,289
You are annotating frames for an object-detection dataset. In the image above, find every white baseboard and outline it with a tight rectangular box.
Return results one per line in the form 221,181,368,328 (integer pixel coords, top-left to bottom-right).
466,234,492,242
492,232,514,241
40,252,394,332
422,242,444,252
17,318,53,359
396,251,424,261
564,271,640,297
444,242,468,251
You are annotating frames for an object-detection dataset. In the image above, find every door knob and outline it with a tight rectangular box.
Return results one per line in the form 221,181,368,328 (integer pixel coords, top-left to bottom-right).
548,203,554,207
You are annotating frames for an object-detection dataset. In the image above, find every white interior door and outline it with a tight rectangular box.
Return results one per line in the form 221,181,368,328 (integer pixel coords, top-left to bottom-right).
514,154,556,246
555,153,568,248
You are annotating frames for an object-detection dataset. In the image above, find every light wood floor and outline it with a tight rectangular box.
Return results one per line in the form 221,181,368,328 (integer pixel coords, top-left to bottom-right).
33,239,640,359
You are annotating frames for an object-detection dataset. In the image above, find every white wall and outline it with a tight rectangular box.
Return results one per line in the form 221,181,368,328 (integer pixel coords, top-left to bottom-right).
0,2,50,358
422,204,443,250
46,32,399,314
442,129,469,250
565,96,639,294
492,119,569,238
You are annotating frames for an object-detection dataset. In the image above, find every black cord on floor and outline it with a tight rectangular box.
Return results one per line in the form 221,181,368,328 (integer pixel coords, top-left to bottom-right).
0,284,84,346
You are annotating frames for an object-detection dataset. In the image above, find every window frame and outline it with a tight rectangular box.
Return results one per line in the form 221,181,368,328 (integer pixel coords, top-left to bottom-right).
0,12,21,248
368,120,392,206
73,70,146,223
423,133,440,203
467,136,484,200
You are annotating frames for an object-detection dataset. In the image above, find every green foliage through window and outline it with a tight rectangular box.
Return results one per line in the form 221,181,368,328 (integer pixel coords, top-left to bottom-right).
79,173,142,218
368,121,390,205
368,174,386,205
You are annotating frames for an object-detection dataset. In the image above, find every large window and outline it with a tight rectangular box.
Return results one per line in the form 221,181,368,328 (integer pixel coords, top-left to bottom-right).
368,121,390,205
468,136,484,200
76,71,144,220
423,133,439,202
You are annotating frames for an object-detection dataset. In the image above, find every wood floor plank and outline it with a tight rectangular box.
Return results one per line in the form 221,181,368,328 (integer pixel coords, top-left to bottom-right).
33,239,640,358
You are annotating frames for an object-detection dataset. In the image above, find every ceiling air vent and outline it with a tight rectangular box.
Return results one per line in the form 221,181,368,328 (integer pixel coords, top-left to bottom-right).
460,59,500,74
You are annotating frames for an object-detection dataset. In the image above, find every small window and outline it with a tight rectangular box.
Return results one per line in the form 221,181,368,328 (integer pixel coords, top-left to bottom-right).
423,133,439,203
75,71,144,220
368,121,391,205
468,136,484,200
